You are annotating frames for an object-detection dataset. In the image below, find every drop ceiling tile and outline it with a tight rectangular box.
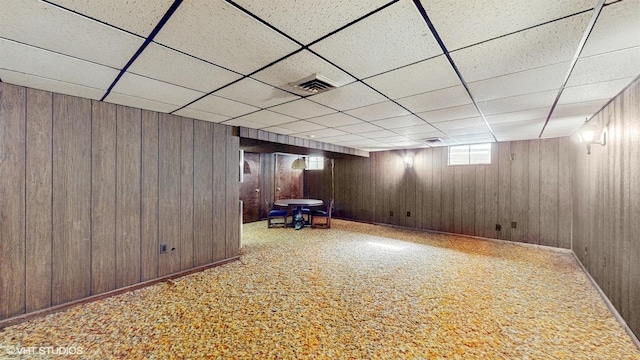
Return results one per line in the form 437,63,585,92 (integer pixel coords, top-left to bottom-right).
421,0,592,51
338,138,391,147
251,50,355,96
0,39,119,90
232,0,390,44
309,0,442,78
492,119,546,141
105,93,178,113
566,46,640,87
374,135,413,143
326,134,368,142
416,104,480,123
173,108,229,123
269,99,337,119
261,126,297,135
467,62,568,102
189,95,259,118
223,118,266,129
386,140,424,148
48,0,174,37
345,101,410,121
335,122,382,133
435,117,487,130
396,86,472,114
371,115,426,129
361,130,401,139
558,77,635,104
214,78,299,108
0,69,106,100
581,0,640,57
553,99,608,118
541,115,586,138
423,137,458,147
477,90,557,115
393,124,438,135
364,56,461,99
279,120,327,132
128,43,243,93
308,82,387,111
154,0,299,74
112,72,204,106
485,108,548,125
296,128,349,139
306,112,363,127
446,126,491,136
235,110,298,127
405,131,447,140
0,0,144,68
451,13,590,82
449,133,496,144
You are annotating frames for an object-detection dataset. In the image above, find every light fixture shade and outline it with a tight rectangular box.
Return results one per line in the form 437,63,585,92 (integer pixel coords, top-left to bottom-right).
291,157,307,170
578,123,601,144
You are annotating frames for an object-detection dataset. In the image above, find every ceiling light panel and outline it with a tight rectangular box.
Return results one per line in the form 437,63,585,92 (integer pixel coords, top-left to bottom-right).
308,81,387,111
566,46,640,87
451,13,590,82
477,90,557,116
104,93,179,114
580,0,640,57
0,39,119,91
214,78,299,108
421,0,593,51
345,101,410,121
558,77,636,105
48,0,174,37
309,0,442,78
363,55,461,99
268,99,336,119
335,122,382,133
234,110,298,127
415,104,480,123
251,50,355,96
127,43,243,93
173,108,229,123
154,0,300,75
370,115,427,129
0,0,144,68
396,85,472,114
0,69,107,100
306,112,363,127
467,61,568,102
232,0,390,44
188,94,259,118
112,73,204,106
279,120,327,132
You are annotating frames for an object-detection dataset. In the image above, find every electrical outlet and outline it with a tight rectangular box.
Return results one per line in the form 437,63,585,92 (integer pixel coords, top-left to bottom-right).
511,221,517,228
495,224,501,231
406,211,411,217
389,211,394,217
160,244,167,254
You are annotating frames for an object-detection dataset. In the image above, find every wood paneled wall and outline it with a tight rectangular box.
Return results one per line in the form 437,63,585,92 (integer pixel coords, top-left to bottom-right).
572,77,640,338
0,83,240,321
309,138,573,247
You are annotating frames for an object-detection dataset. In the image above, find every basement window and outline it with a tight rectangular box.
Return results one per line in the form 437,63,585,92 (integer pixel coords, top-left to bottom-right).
305,156,324,170
448,143,492,165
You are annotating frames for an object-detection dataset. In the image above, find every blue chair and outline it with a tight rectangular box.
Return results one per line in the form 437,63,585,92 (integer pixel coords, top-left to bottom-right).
265,199,287,228
311,199,333,228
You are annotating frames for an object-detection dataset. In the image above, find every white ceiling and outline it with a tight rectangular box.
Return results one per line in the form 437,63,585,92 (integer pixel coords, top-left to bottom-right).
1,0,638,152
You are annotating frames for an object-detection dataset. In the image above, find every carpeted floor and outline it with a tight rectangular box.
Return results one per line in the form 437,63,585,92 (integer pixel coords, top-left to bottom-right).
1,219,639,359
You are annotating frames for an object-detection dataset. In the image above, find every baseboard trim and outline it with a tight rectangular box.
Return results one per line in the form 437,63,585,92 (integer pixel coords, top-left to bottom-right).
0,256,240,330
571,252,640,351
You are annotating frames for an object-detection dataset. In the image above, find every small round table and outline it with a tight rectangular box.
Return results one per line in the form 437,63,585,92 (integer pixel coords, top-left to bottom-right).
274,199,323,229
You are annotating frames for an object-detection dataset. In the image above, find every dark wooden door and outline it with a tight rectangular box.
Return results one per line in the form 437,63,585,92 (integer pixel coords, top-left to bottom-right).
276,154,303,200
240,152,261,223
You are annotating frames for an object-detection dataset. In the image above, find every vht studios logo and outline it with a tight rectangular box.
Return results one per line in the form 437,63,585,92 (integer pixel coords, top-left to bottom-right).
1,345,84,356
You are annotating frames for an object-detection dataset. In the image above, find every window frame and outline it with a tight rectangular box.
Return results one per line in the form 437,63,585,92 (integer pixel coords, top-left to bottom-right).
448,143,492,166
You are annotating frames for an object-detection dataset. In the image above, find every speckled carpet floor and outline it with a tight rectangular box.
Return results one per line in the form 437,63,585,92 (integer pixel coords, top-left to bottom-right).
1,219,639,359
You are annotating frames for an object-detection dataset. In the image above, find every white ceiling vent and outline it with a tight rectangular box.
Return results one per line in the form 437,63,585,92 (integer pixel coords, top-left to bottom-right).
423,137,442,144
289,74,338,94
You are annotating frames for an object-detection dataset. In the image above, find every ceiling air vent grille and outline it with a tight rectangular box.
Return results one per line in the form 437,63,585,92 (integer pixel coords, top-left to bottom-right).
289,74,338,94
423,138,442,144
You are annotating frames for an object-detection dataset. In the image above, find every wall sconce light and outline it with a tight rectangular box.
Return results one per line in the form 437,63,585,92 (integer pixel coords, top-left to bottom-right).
578,122,606,155
291,155,307,170
404,155,414,168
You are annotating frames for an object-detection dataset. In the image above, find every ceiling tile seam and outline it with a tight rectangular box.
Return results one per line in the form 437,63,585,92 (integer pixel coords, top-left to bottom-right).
0,67,108,91
412,0,497,143
359,54,444,81
154,42,244,77
224,0,303,47
170,48,306,115
585,73,640,123
40,0,146,38
100,0,185,101
577,44,640,60
538,0,606,138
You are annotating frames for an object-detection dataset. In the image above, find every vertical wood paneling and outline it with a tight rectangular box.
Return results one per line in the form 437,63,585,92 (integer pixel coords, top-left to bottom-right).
52,94,91,305
0,83,26,318
193,121,214,266
212,123,227,261
461,166,475,236
25,88,52,312
609,99,624,315
540,138,559,247
441,149,454,233
158,114,181,276
510,141,528,243
557,137,573,249
180,119,194,270
374,152,385,223
422,149,433,230
527,140,540,244
453,166,463,234
627,79,640,335
474,166,485,237
405,155,417,228
141,110,159,281
413,151,424,228
431,148,443,231
497,142,511,240
91,101,116,295
362,157,373,222
226,126,240,258
484,143,499,239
